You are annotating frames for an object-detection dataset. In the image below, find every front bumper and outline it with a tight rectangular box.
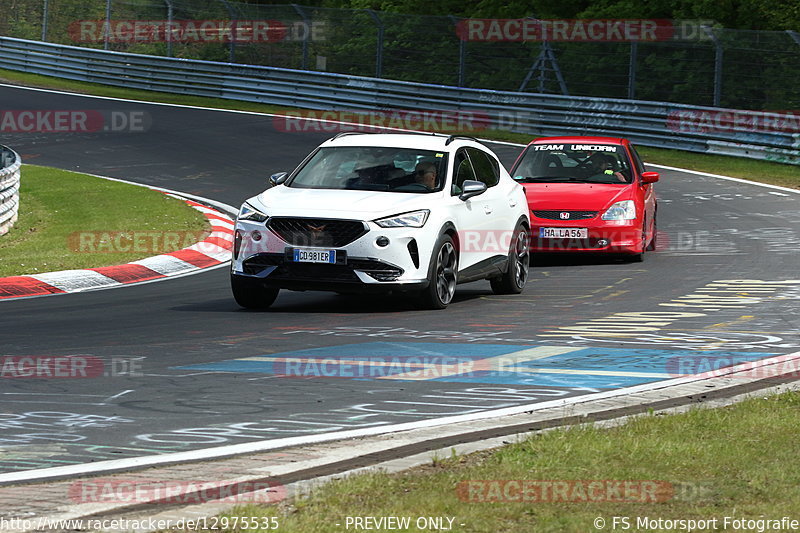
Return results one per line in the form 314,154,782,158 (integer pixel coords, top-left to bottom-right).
234,251,429,293
232,217,435,293
530,220,643,254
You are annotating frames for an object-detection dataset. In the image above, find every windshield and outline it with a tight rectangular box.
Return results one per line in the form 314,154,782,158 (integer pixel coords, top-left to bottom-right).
512,143,632,184
288,146,448,193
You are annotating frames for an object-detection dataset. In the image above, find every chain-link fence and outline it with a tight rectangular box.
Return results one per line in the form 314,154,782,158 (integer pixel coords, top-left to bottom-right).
2,0,799,110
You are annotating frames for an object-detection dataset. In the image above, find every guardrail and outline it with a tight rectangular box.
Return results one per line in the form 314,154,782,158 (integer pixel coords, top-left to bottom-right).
0,36,797,165
0,146,21,236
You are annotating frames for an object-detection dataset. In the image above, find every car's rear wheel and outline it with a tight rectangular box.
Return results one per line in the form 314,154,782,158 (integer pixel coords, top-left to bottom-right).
231,274,279,309
419,235,458,309
491,224,530,294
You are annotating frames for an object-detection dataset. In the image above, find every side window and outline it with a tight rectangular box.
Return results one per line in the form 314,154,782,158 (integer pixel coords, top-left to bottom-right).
466,148,500,187
452,149,476,195
629,145,646,174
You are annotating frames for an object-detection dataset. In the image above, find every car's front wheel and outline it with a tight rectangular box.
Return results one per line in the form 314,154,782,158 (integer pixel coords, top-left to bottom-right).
419,234,458,309
646,211,658,251
625,217,647,263
491,224,530,294
231,274,279,309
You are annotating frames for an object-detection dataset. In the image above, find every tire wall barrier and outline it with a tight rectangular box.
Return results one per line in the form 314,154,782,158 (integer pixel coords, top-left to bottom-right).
0,146,21,236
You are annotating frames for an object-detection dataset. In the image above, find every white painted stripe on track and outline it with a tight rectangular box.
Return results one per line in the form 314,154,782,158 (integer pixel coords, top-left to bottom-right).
131,254,198,276
30,269,118,292
186,242,230,257
3,349,799,484
210,219,235,229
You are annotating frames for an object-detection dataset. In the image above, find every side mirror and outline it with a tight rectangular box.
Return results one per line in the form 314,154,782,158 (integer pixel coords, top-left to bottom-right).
269,172,289,187
641,171,660,184
459,180,488,201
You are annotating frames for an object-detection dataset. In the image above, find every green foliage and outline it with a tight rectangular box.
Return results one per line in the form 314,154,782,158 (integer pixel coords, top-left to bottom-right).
324,0,800,30
2,0,798,108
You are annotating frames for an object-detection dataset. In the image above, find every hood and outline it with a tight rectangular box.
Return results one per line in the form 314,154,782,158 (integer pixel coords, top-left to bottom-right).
522,183,632,211
251,186,437,219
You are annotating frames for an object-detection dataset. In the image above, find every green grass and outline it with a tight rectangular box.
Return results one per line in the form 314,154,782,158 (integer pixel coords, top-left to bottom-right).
637,146,800,188
0,165,209,277
1,68,798,189
195,392,800,533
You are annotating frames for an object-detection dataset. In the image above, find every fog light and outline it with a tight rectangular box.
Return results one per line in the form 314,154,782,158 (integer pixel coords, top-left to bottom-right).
376,236,390,247
252,230,262,241
597,239,609,247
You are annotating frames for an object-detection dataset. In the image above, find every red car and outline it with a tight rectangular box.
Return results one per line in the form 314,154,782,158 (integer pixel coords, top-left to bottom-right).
509,136,659,261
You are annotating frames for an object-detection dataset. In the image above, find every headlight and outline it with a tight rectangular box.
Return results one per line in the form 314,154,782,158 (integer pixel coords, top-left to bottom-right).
601,200,636,221
237,202,268,223
374,210,430,228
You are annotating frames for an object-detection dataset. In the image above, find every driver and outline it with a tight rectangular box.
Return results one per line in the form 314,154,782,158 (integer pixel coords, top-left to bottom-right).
414,162,438,189
587,153,626,183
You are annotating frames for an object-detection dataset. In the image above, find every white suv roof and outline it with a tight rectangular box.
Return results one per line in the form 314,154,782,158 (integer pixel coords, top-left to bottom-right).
320,132,486,151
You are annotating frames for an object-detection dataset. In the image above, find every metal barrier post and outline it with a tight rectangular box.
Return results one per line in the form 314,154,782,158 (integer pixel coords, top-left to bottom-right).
365,9,383,78
218,0,240,63
702,25,723,107
41,0,49,42
292,4,310,70
104,0,112,50
164,0,174,57
449,15,465,87
628,41,638,100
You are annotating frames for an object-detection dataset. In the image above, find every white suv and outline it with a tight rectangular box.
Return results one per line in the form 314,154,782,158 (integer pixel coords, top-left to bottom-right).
231,132,530,309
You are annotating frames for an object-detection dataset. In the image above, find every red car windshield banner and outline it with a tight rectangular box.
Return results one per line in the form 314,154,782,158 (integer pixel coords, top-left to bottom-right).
532,144,620,153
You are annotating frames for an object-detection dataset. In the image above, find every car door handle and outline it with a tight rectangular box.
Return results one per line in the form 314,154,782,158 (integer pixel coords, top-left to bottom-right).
509,199,517,208
484,204,492,214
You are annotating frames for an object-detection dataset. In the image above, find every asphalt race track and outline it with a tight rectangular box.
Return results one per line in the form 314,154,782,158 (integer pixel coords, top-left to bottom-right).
2,84,800,475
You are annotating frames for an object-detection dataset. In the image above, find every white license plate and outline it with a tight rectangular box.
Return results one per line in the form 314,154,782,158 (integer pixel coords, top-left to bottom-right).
292,248,336,264
539,227,588,239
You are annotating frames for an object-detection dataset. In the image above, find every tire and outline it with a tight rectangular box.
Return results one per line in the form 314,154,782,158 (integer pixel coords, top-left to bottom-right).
646,212,657,251
418,234,458,310
491,224,530,294
626,220,647,262
231,274,279,309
